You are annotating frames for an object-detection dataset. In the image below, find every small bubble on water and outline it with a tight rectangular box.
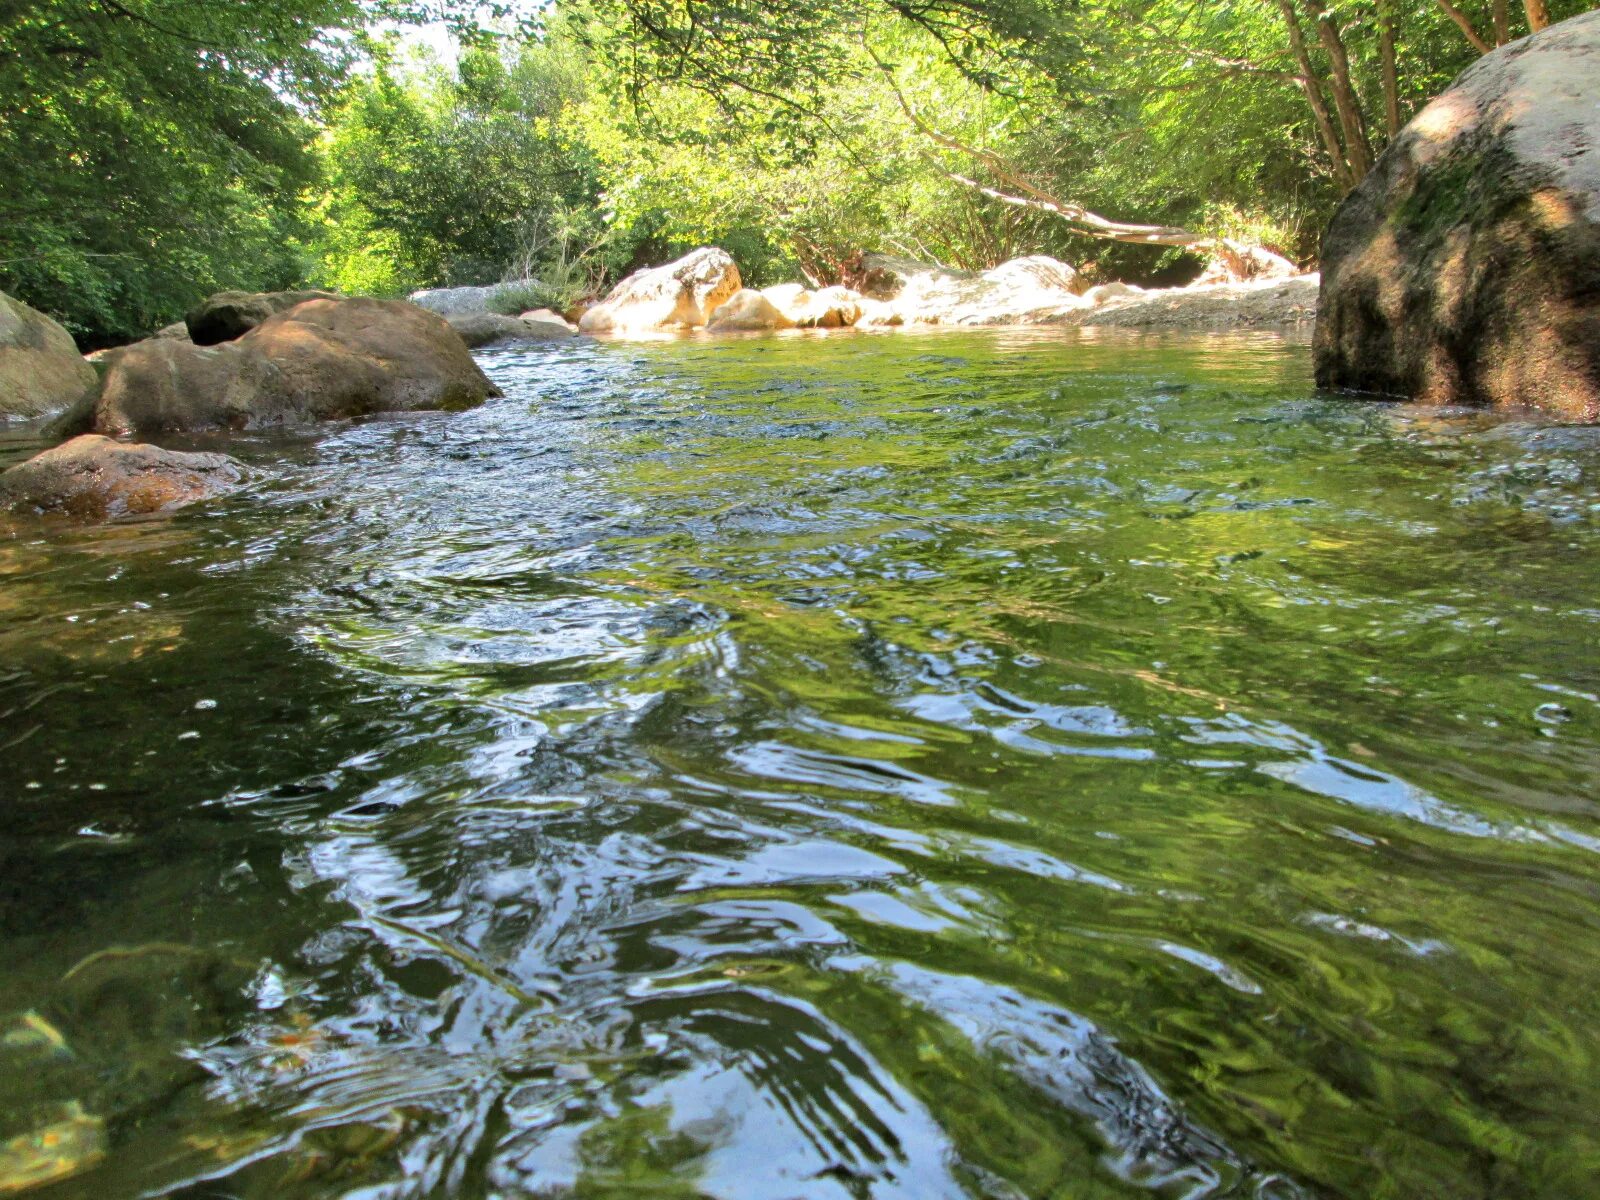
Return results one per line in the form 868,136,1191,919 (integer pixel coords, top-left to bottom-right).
195,699,218,711
178,730,201,741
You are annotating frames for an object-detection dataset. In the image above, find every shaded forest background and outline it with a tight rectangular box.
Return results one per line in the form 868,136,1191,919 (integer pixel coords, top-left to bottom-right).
2,0,1594,346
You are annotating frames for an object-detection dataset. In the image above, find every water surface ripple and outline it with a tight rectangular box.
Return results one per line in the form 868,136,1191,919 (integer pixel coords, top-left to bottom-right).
3,329,1599,1199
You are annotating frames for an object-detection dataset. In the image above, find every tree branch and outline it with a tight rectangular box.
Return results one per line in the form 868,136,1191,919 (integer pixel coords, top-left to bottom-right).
864,39,1212,248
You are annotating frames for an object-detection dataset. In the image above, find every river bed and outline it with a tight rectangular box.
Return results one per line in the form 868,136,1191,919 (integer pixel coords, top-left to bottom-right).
2,328,1598,1198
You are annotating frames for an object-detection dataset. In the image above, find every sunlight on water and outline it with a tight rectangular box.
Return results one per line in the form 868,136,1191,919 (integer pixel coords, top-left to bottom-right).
2,328,1598,1198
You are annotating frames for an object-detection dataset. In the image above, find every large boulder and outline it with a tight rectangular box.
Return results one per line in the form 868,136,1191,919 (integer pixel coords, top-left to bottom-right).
0,434,242,520
446,312,577,348
1315,12,1600,420
707,289,795,332
1195,240,1298,286
0,291,97,421
579,248,741,336
185,289,339,346
91,298,499,436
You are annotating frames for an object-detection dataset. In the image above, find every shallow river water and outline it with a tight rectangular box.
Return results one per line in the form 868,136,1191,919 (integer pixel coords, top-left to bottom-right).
2,328,1599,1200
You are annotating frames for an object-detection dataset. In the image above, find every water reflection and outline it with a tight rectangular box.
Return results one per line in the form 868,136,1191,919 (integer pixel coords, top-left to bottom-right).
2,328,1599,1198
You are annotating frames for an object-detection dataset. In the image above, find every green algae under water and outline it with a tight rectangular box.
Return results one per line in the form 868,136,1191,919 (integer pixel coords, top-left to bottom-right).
1,327,1598,1199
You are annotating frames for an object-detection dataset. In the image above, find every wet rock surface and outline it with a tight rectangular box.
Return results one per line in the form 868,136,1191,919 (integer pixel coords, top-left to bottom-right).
447,312,577,348
0,433,243,520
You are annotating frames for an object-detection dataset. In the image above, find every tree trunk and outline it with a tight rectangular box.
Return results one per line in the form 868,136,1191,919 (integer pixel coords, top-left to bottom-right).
1378,0,1401,137
1273,0,1355,190
1304,0,1373,178
1492,0,1512,44
1524,0,1551,30
1436,0,1493,53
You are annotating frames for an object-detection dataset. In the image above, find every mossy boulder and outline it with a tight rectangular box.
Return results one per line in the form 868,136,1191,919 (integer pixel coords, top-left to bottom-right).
1315,12,1600,420
0,291,98,421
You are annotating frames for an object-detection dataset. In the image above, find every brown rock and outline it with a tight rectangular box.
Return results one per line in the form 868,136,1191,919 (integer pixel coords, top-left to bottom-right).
1315,12,1600,420
185,289,340,346
93,298,499,436
0,434,242,520
0,291,98,421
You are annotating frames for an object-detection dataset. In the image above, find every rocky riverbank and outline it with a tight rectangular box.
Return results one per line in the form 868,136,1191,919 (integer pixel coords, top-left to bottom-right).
418,246,1315,340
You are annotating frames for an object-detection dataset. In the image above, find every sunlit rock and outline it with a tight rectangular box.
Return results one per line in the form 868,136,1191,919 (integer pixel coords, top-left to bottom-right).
836,253,1089,325
518,308,579,331
1194,241,1298,286
764,284,865,329
0,434,242,520
1316,11,1600,420
706,288,795,331
578,247,741,335
0,290,97,422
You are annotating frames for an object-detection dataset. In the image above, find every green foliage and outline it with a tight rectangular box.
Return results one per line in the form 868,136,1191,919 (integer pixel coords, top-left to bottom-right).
0,0,362,343
312,34,609,297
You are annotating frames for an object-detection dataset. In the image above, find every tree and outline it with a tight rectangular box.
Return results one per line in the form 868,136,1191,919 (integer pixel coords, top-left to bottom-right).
0,0,526,344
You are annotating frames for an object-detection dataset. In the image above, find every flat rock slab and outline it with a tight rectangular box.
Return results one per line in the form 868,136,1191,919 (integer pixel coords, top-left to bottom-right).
447,312,577,348
0,434,242,520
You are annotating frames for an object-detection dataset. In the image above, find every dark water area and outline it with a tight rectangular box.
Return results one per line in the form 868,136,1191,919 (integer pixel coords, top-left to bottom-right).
2,328,1599,1199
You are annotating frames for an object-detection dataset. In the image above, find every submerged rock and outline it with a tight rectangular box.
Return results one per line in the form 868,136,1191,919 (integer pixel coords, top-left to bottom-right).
185,289,339,346
0,291,97,422
707,289,795,332
579,248,741,335
1315,11,1600,420
91,298,499,436
0,434,243,520
447,312,577,348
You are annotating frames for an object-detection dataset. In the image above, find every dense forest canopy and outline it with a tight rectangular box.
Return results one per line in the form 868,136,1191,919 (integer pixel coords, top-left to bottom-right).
1,0,1594,343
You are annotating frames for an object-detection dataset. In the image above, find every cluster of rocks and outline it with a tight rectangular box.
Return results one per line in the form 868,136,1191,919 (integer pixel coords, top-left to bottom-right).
560,246,1313,339
0,291,517,522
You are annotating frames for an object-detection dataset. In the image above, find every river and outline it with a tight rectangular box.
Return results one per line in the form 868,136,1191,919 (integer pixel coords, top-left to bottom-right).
2,328,1598,1198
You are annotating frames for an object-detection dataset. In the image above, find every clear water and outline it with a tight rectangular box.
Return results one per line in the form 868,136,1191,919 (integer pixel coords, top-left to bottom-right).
2,328,1599,1199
